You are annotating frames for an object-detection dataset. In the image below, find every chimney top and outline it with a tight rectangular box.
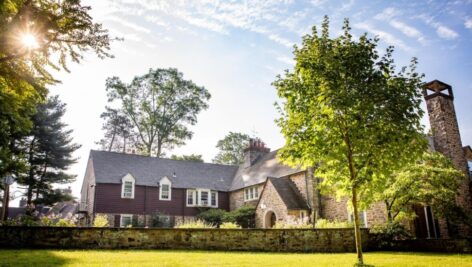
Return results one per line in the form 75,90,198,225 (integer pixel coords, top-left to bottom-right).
423,80,453,100
244,138,270,153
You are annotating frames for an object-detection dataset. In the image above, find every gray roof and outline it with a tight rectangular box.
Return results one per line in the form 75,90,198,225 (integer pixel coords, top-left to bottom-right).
90,150,239,191
269,177,309,210
230,150,303,191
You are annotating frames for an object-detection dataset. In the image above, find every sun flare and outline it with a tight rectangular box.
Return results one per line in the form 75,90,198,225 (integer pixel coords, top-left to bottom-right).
20,33,39,49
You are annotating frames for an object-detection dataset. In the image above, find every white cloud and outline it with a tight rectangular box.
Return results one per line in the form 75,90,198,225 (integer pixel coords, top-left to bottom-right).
374,7,400,21
417,14,459,40
104,15,151,34
389,19,427,45
436,25,459,39
276,55,294,65
268,34,294,48
464,17,472,29
354,22,412,51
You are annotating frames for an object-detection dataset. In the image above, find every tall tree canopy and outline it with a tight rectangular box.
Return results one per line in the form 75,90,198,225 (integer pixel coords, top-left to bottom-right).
212,132,251,165
0,0,112,177
96,107,135,153
16,95,80,210
273,17,426,265
105,68,211,157
170,154,204,162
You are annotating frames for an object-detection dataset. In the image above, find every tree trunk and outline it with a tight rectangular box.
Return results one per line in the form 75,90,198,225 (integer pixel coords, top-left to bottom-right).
352,187,364,266
385,200,393,223
108,129,116,152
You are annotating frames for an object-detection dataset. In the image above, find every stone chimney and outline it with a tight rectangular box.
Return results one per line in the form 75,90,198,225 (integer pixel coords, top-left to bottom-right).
423,80,471,236
243,138,270,168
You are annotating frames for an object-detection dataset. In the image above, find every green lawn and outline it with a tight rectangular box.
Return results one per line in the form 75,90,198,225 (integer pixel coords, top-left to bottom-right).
0,250,471,267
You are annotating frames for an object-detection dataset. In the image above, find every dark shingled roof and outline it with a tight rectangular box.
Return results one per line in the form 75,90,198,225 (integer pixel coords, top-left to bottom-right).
268,177,309,210
230,150,302,191
90,150,239,191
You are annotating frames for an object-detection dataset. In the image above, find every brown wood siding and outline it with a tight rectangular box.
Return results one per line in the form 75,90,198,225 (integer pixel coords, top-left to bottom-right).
95,183,230,216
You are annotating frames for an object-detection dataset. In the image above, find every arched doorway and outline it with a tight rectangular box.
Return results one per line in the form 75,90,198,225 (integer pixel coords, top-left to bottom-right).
264,210,277,228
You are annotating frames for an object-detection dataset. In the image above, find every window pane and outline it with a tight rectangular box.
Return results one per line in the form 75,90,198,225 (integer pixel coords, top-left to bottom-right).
187,190,194,205
211,191,217,206
254,187,258,198
124,181,133,197
161,184,169,199
200,191,209,205
245,189,249,200
122,216,132,227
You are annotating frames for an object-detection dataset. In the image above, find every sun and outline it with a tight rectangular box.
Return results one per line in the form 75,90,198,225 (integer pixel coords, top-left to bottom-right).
20,33,39,49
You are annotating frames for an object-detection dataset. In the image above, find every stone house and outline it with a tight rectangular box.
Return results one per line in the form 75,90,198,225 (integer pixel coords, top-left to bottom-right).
80,80,471,236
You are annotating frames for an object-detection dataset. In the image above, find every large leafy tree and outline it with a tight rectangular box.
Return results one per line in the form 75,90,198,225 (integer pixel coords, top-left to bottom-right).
274,17,426,265
16,95,80,211
96,107,135,153
0,0,112,177
212,132,251,165
380,151,464,223
106,68,211,157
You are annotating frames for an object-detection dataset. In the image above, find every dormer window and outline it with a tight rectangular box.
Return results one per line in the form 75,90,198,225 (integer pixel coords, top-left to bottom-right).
121,174,135,199
159,176,172,201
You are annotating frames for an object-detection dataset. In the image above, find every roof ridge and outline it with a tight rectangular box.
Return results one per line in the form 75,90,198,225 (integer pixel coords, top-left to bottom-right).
90,149,239,168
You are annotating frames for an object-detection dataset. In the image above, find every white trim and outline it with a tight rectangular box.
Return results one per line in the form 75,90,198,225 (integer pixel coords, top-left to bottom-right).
348,209,368,227
186,188,218,208
159,176,172,201
424,206,431,239
121,174,135,199
244,186,259,201
120,214,133,227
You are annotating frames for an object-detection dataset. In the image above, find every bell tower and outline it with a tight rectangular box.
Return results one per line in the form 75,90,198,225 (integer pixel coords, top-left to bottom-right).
423,80,471,236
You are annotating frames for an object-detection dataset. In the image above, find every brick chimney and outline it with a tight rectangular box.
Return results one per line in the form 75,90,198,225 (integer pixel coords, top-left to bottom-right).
243,138,270,168
423,80,471,236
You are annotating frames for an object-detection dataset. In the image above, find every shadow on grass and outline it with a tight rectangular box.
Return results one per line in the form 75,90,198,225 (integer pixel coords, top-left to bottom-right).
0,249,70,267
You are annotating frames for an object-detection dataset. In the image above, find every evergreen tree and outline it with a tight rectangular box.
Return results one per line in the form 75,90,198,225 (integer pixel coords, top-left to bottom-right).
16,96,80,211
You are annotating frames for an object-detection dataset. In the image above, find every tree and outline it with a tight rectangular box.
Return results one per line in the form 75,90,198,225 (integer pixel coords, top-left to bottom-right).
106,68,211,157
0,0,112,178
380,151,464,223
16,96,80,211
170,154,204,162
212,132,250,165
96,107,135,153
273,17,426,265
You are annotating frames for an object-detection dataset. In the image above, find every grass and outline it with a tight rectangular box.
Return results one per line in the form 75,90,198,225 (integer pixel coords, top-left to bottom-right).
0,250,472,267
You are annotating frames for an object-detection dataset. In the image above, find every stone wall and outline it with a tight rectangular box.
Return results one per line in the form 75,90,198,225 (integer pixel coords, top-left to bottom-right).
321,197,386,227
0,226,369,252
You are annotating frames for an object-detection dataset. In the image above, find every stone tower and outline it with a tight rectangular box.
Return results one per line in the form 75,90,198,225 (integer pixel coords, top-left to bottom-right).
423,80,471,236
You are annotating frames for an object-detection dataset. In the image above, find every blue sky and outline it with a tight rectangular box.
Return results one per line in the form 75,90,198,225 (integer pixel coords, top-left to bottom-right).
42,0,472,200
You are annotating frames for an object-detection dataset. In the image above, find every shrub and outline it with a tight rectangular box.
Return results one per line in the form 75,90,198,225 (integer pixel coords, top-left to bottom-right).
226,205,256,228
219,222,241,229
197,209,228,227
369,221,412,249
174,219,215,228
151,212,173,228
315,219,353,228
93,214,109,227
55,219,76,227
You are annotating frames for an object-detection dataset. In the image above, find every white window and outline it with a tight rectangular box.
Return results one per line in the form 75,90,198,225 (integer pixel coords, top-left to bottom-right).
159,177,172,201
348,210,368,228
186,189,218,208
244,186,259,201
120,214,132,227
121,174,135,199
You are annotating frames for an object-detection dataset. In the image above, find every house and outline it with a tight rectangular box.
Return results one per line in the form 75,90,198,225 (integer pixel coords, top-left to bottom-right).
80,80,471,237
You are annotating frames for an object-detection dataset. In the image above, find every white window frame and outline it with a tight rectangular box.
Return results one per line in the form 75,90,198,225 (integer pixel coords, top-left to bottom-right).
348,209,368,228
244,186,259,201
120,214,133,227
186,189,218,208
121,174,135,199
159,176,172,201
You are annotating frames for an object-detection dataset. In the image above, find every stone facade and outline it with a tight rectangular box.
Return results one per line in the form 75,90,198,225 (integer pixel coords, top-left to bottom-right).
321,197,386,227
229,184,264,210
0,226,369,252
256,179,289,228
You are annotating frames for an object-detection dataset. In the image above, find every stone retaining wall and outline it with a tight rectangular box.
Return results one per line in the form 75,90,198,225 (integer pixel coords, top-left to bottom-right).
0,226,368,252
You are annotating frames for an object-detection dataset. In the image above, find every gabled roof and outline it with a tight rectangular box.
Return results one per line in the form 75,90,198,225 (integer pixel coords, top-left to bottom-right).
230,150,303,191
90,150,239,191
268,177,309,210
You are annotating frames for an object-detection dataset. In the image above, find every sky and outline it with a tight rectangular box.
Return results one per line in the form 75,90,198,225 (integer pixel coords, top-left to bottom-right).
15,0,472,203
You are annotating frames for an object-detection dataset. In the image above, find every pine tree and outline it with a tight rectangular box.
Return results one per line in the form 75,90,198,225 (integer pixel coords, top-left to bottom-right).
16,96,80,211
96,107,135,153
